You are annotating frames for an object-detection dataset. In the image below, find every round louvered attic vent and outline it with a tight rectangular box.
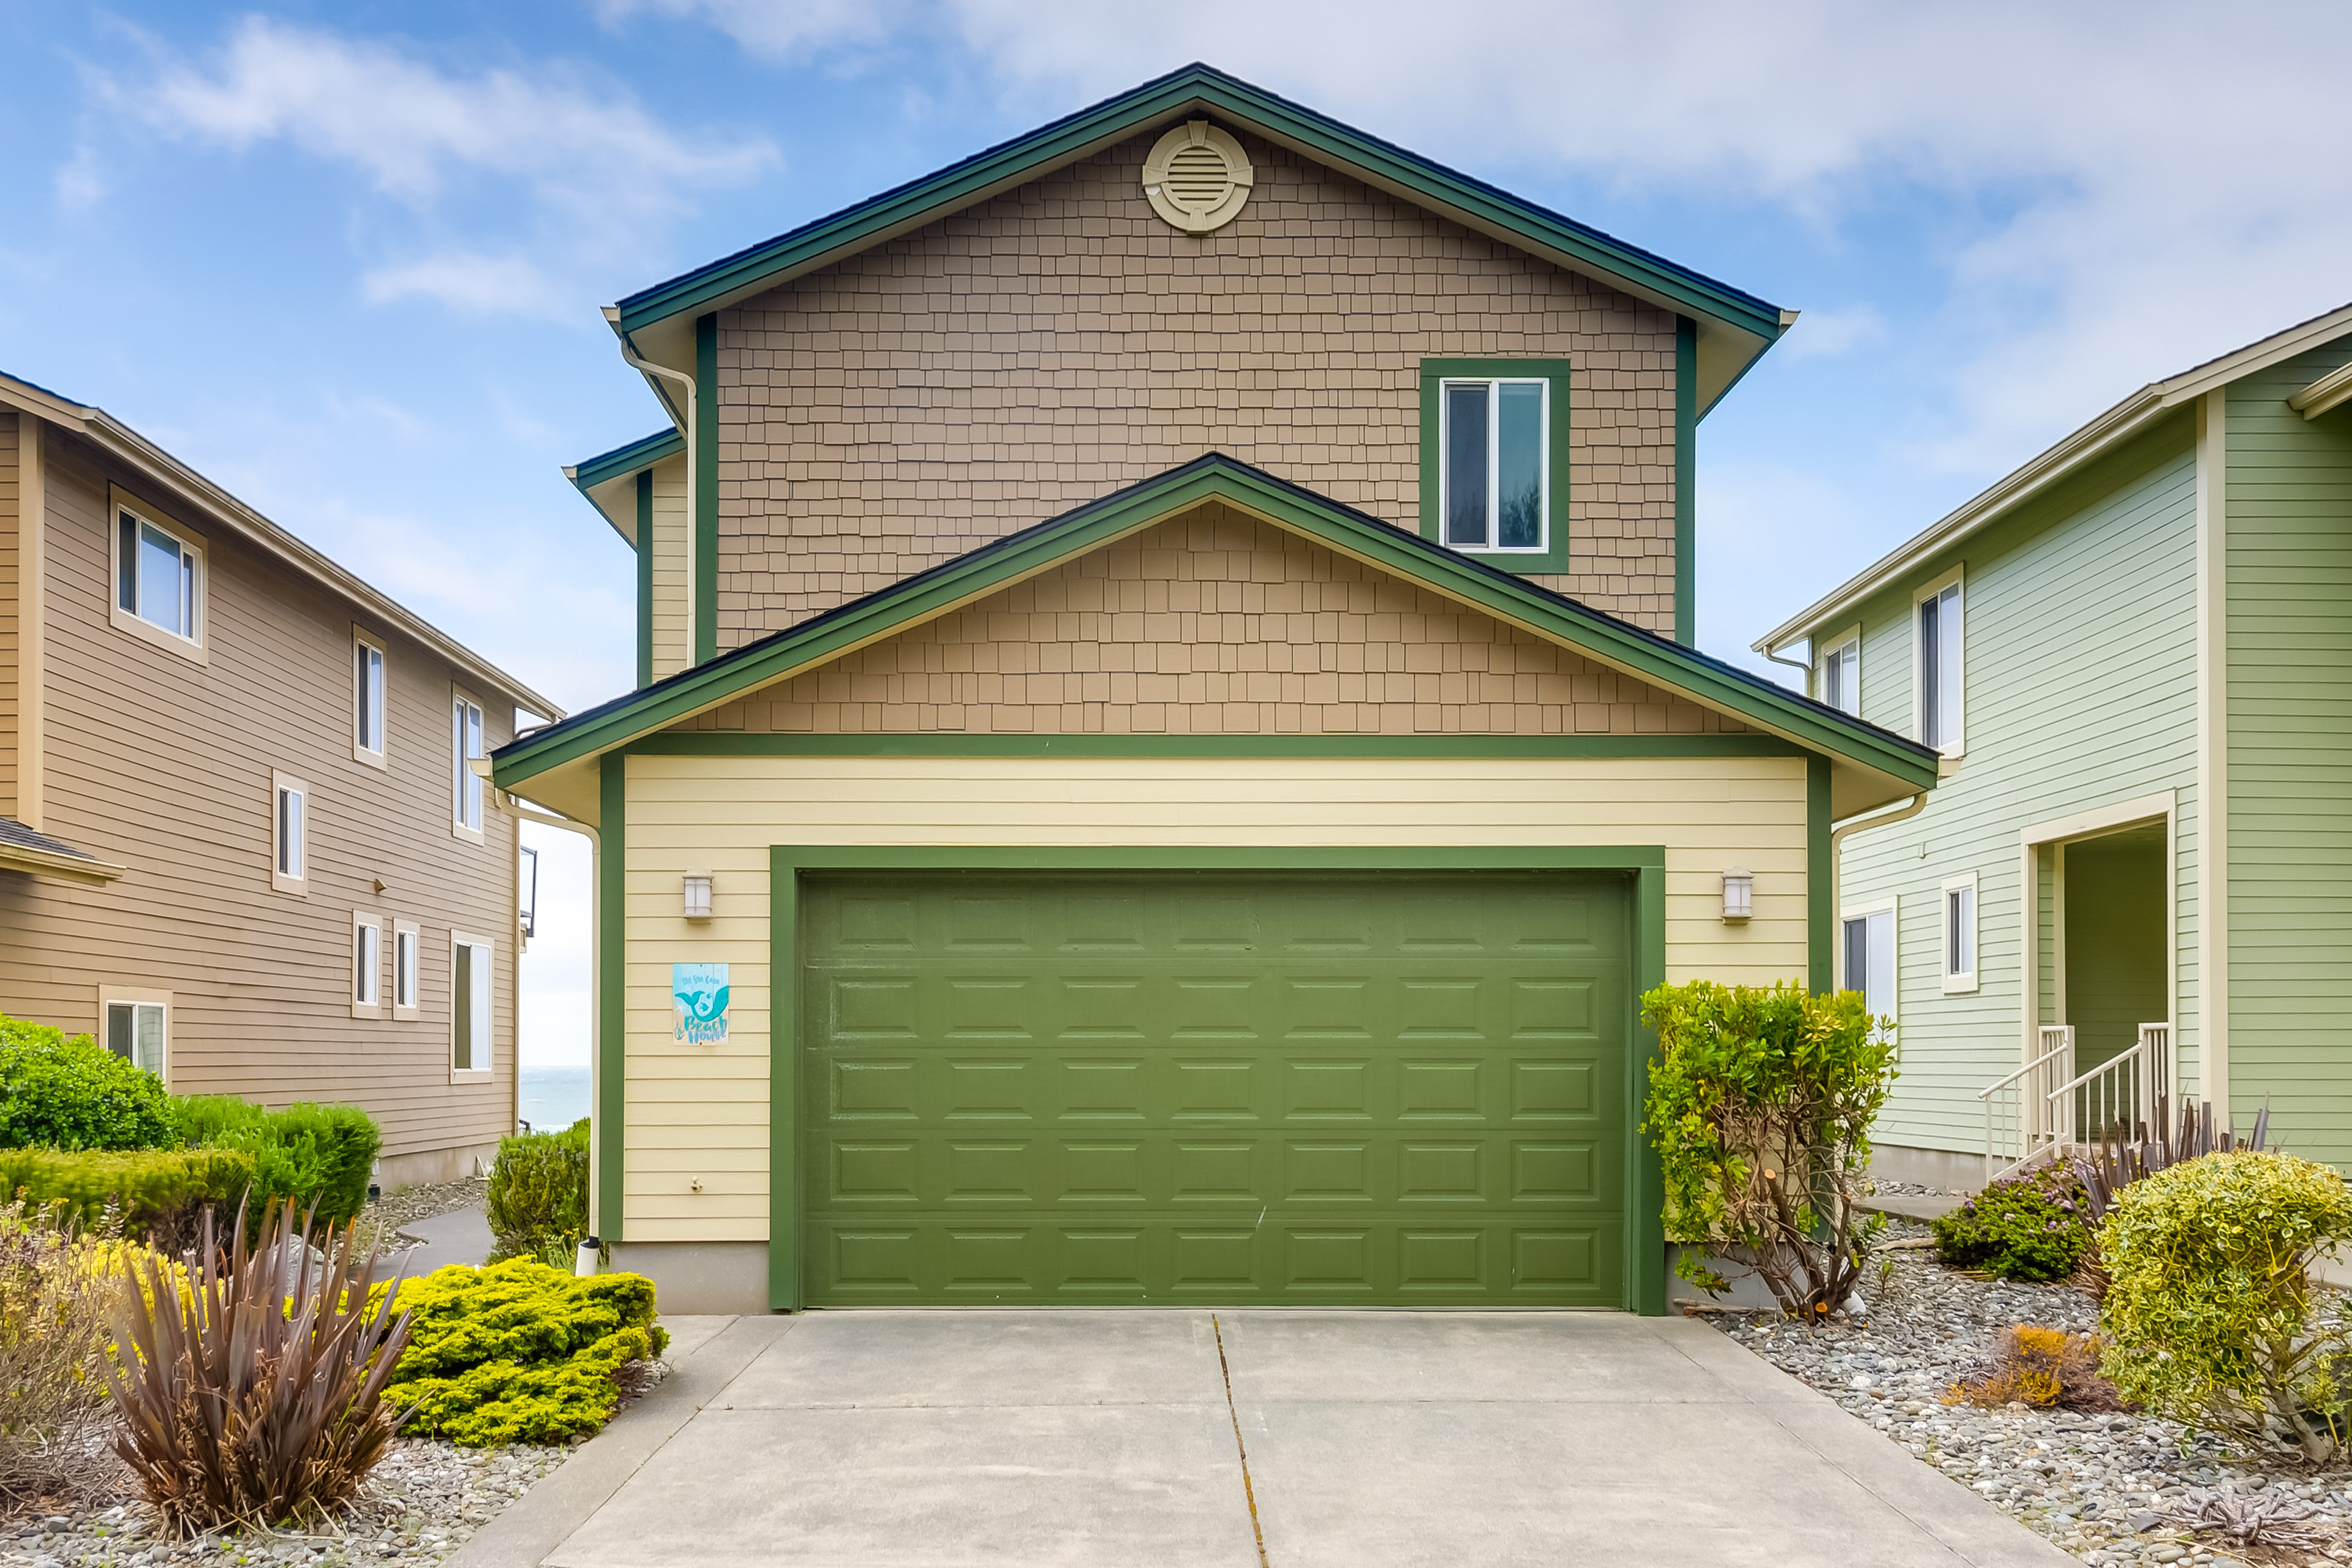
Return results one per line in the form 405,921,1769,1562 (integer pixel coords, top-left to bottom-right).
1143,120,1254,234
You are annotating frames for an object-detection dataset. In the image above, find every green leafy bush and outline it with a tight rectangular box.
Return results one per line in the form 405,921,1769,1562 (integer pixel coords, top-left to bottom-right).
1931,1176,2090,1281
1643,980,1895,1314
0,1021,174,1152
486,1120,589,1264
0,1147,258,1244
2100,1150,2352,1463
170,1098,382,1224
382,1259,667,1446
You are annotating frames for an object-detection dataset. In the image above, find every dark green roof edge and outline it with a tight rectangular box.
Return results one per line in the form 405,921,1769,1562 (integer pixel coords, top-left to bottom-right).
612,64,1783,344
570,428,685,494
494,454,1937,791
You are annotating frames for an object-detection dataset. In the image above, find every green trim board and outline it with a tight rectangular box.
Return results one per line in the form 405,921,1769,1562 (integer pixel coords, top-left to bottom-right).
694,314,719,668
1675,317,1697,645
625,733,1814,760
572,428,685,494
767,843,1670,1314
597,755,627,1243
1807,755,1832,994
494,454,1939,791
1416,359,1574,575
635,473,654,690
614,64,1783,357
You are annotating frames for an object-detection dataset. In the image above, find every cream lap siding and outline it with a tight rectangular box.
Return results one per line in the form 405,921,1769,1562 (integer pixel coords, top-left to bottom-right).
2225,336,2352,1167
649,456,690,680
1836,420,2201,1156
619,752,1811,1241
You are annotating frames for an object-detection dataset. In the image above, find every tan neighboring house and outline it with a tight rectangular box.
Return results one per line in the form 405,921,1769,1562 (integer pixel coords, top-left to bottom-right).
0,371,561,1185
497,66,1940,1315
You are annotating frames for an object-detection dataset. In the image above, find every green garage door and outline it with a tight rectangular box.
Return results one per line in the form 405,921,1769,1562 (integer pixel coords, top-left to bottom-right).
798,870,1629,1306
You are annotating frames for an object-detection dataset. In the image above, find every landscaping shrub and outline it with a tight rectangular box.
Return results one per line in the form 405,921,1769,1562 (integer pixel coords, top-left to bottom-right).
485,1120,589,1265
0,1147,257,1247
105,1200,412,1531
2099,1150,2352,1463
1943,1324,2125,1412
382,1259,666,1446
0,1021,173,1152
170,1097,382,1225
1642,980,1895,1314
1930,1175,2090,1281
2065,1098,2275,1298
0,1200,131,1509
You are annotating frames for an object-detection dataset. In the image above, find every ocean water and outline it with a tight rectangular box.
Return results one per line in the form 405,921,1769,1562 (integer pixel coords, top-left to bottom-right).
518,1064,592,1133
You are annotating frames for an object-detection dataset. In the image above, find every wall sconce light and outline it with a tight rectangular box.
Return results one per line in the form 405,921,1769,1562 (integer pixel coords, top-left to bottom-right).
683,873,713,921
1721,869,1753,924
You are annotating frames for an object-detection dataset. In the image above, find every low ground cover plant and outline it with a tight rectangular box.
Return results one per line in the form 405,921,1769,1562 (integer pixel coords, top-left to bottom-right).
105,1200,412,1532
486,1120,589,1266
1642,980,1894,1314
0,1022,174,1152
382,1259,665,1446
1930,1175,2090,1282
2098,1149,2352,1463
1944,1324,2125,1411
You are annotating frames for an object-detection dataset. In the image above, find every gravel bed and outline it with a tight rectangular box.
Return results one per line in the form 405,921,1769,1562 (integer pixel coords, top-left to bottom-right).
1707,1223,2352,1567
356,1180,488,1253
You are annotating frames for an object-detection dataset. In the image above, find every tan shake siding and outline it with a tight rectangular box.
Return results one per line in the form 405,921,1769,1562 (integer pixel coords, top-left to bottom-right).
684,505,1745,738
649,456,690,680
716,127,1681,646
0,425,519,1167
0,412,17,815
618,753,1808,1240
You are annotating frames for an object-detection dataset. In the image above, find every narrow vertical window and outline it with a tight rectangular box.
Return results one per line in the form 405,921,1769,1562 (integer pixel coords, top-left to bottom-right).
452,695,485,837
353,911,383,1016
354,636,387,762
394,921,420,1020
451,933,493,1073
1918,578,1963,752
1440,379,1551,552
271,772,308,893
1941,874,1979,993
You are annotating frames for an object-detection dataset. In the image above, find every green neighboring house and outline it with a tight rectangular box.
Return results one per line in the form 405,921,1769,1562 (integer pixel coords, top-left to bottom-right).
1759,305,2352,1184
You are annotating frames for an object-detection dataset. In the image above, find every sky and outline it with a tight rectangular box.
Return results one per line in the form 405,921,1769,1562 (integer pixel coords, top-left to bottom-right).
4,1,2346,1066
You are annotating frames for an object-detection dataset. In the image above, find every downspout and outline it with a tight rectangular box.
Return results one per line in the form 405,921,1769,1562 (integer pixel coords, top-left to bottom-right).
1760,639,1812,693
1826,792,1932,988
497,788,603,1274
608,315,695,664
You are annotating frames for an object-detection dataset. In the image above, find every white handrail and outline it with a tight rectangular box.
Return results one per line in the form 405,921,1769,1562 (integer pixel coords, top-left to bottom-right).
2047,1039,2150,1148
1977,1043,2073,1100
1980,1028,2075,1185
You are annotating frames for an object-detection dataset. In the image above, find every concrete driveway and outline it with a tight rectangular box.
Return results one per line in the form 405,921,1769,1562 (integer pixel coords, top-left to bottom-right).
454,1310,2073,1568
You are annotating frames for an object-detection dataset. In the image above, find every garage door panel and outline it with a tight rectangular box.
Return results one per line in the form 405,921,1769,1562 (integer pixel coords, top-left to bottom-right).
802,870,1628,1307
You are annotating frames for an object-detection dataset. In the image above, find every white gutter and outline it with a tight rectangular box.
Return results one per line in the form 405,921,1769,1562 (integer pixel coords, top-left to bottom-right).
1826,791,1932,989
606,311,696,645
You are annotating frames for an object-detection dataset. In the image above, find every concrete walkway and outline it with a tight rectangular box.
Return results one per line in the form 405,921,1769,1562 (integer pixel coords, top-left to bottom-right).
450,1308,2071,1568
389,1204,494,1275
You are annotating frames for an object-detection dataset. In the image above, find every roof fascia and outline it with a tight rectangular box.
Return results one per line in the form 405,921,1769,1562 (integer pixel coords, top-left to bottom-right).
496,456,1934,791
565,429,686,546
46,402,564,720
0,840,124,887
0,372,93,431
2289,358,2352,421
609,67,1784,404
1758,301,2352,654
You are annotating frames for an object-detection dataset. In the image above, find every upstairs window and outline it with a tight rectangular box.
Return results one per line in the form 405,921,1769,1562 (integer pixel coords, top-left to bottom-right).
1942,872,1979,994
108,491,206,661
271,771,307,894
394,921,420,1020
1817,628,1861,717
452,693,485,840
355,634,387,765
451,930,494,1076
1917,572,1964,753
353,910,383,1019
1418,360,1572,573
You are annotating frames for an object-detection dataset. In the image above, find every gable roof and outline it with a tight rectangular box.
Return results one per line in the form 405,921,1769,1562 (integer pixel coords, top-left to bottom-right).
494,454,1936,802
1756,300,2352,655
607,64,1789,420
564,428,685,545
0,371,564,721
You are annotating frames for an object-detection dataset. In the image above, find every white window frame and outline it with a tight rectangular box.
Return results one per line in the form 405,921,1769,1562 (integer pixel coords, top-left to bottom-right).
107,486,207,665
98,984,170,1082
1913,567,1966,756
449,929,495,1080
1438,377,1552,554
352,910,384,1019
1839,896,1899,1043
1940,872,1980,995
271,771,309,895
353,630,388,768
452,690,486,843
1816,624,1862,717
393,919,421,1021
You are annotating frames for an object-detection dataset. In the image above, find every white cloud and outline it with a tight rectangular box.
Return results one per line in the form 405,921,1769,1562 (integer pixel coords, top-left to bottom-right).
1778,306,1885,363
638,0,2352,475
99,16,777,315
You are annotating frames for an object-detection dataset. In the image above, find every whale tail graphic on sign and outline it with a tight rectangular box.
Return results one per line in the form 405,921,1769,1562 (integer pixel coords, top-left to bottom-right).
673,963,729,1044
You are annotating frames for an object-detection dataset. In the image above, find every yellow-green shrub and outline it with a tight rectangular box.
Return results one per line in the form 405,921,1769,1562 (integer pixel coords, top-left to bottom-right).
2099,1150,2352,1462
382,1259,667,1446
0,1147,257,1245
